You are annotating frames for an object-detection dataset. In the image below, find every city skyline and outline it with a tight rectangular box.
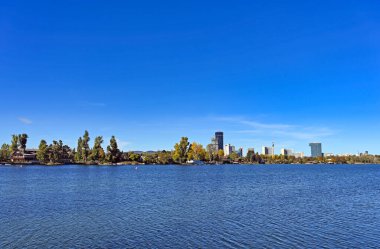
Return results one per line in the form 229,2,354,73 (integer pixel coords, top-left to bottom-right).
1,1,380,154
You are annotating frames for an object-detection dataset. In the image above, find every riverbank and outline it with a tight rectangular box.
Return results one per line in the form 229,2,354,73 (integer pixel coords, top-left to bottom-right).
1,162,379,166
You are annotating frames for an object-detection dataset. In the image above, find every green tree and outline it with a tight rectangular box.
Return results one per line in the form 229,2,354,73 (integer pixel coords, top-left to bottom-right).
18,134,28,152
81,130,90,163
49,140,61,163
75,137,83,162
143,153,157,164
172,137,190,164
188,142,206,161
0,144,10,162
217,149,224,161
229,152,239,161
62,145,74,162
36,140,49,164
246,150,256,163
90,136,105,162
10,135,19,155
106,136,121,163
129,153,141,162
157,150,172,164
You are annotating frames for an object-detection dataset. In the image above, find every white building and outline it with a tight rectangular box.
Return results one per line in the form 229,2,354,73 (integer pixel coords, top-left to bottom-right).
224,144,235,156
293,152,304,158
324,153,334,157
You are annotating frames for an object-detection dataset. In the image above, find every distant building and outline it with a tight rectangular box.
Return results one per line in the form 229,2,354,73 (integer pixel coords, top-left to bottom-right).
324,153,334,157
293,152,305,158
11,149,38,163
237,148,243,157
262,146,274,156
337,153,355,157
215,132,224,151
309,143,322,157
280,148,293,156
247,148,255,154
224,144,235,156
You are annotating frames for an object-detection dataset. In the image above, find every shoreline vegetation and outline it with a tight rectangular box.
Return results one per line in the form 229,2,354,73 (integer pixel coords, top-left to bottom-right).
1,131,379,166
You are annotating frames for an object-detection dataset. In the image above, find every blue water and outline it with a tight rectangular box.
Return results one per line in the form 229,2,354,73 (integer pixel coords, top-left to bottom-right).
1,165,380,248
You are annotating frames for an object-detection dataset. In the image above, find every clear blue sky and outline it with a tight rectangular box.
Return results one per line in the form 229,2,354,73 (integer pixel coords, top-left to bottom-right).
1,1,379,155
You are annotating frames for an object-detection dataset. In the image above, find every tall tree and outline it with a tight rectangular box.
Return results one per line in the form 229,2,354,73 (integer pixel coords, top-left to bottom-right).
49,140,60,163
10,135,19,155
90,136,105,162
206,144,216,162
36,140,49,164
81,130,90,163
18,134,28,152
172,137,190,164
188,142,206,161
0,144,10,162
75,137,83,162
246,150,256,163
106,136,121,163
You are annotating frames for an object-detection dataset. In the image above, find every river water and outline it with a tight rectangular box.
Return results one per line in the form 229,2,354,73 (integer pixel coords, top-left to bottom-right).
1,164,379,248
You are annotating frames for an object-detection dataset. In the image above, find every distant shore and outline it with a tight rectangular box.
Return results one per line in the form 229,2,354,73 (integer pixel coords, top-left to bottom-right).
1,162,379,166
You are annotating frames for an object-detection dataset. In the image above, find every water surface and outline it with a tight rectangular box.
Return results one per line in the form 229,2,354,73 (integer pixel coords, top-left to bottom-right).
1,164,379,248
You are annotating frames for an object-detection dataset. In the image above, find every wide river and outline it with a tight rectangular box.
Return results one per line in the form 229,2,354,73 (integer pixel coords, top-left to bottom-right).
1,164,379,248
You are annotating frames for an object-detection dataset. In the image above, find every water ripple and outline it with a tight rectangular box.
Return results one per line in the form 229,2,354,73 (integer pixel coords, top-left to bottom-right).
1,164,380,248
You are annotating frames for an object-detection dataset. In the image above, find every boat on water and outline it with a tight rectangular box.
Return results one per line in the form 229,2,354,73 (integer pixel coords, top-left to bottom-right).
186,160,205,165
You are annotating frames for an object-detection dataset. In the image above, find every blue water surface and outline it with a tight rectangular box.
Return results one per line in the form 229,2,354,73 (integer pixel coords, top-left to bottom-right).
1,164,379,248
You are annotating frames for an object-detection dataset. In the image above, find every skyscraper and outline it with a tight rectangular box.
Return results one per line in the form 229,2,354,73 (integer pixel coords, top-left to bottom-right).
215,132,224,151
262,146,274,156
224,144,234,156
237,148,243,157
309,143,322,157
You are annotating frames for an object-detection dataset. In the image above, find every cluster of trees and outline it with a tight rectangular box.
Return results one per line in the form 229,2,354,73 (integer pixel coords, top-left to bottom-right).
0,134,28,161
36,140,74,164
39,131,122,164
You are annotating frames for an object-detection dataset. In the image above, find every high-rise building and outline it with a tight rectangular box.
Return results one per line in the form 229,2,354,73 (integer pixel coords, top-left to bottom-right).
309,143,322,157
215,132,224,151
280,148,293,156
237,148,243,157
224,144,235,156
262,146,274,155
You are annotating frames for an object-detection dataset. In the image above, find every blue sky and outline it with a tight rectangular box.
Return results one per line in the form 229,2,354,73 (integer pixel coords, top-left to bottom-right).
1,1,380,155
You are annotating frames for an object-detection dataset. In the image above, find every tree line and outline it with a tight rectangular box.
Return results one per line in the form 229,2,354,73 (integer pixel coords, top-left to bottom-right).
1,132,379,165
0,132,260,165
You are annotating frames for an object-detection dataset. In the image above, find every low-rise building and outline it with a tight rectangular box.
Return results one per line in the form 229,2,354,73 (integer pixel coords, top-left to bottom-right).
324,153,334,157
293,152,304,158
11,149,38,163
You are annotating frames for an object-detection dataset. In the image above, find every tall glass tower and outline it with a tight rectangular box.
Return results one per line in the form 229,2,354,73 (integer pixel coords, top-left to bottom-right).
215,132,224,151
309,143,322,157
